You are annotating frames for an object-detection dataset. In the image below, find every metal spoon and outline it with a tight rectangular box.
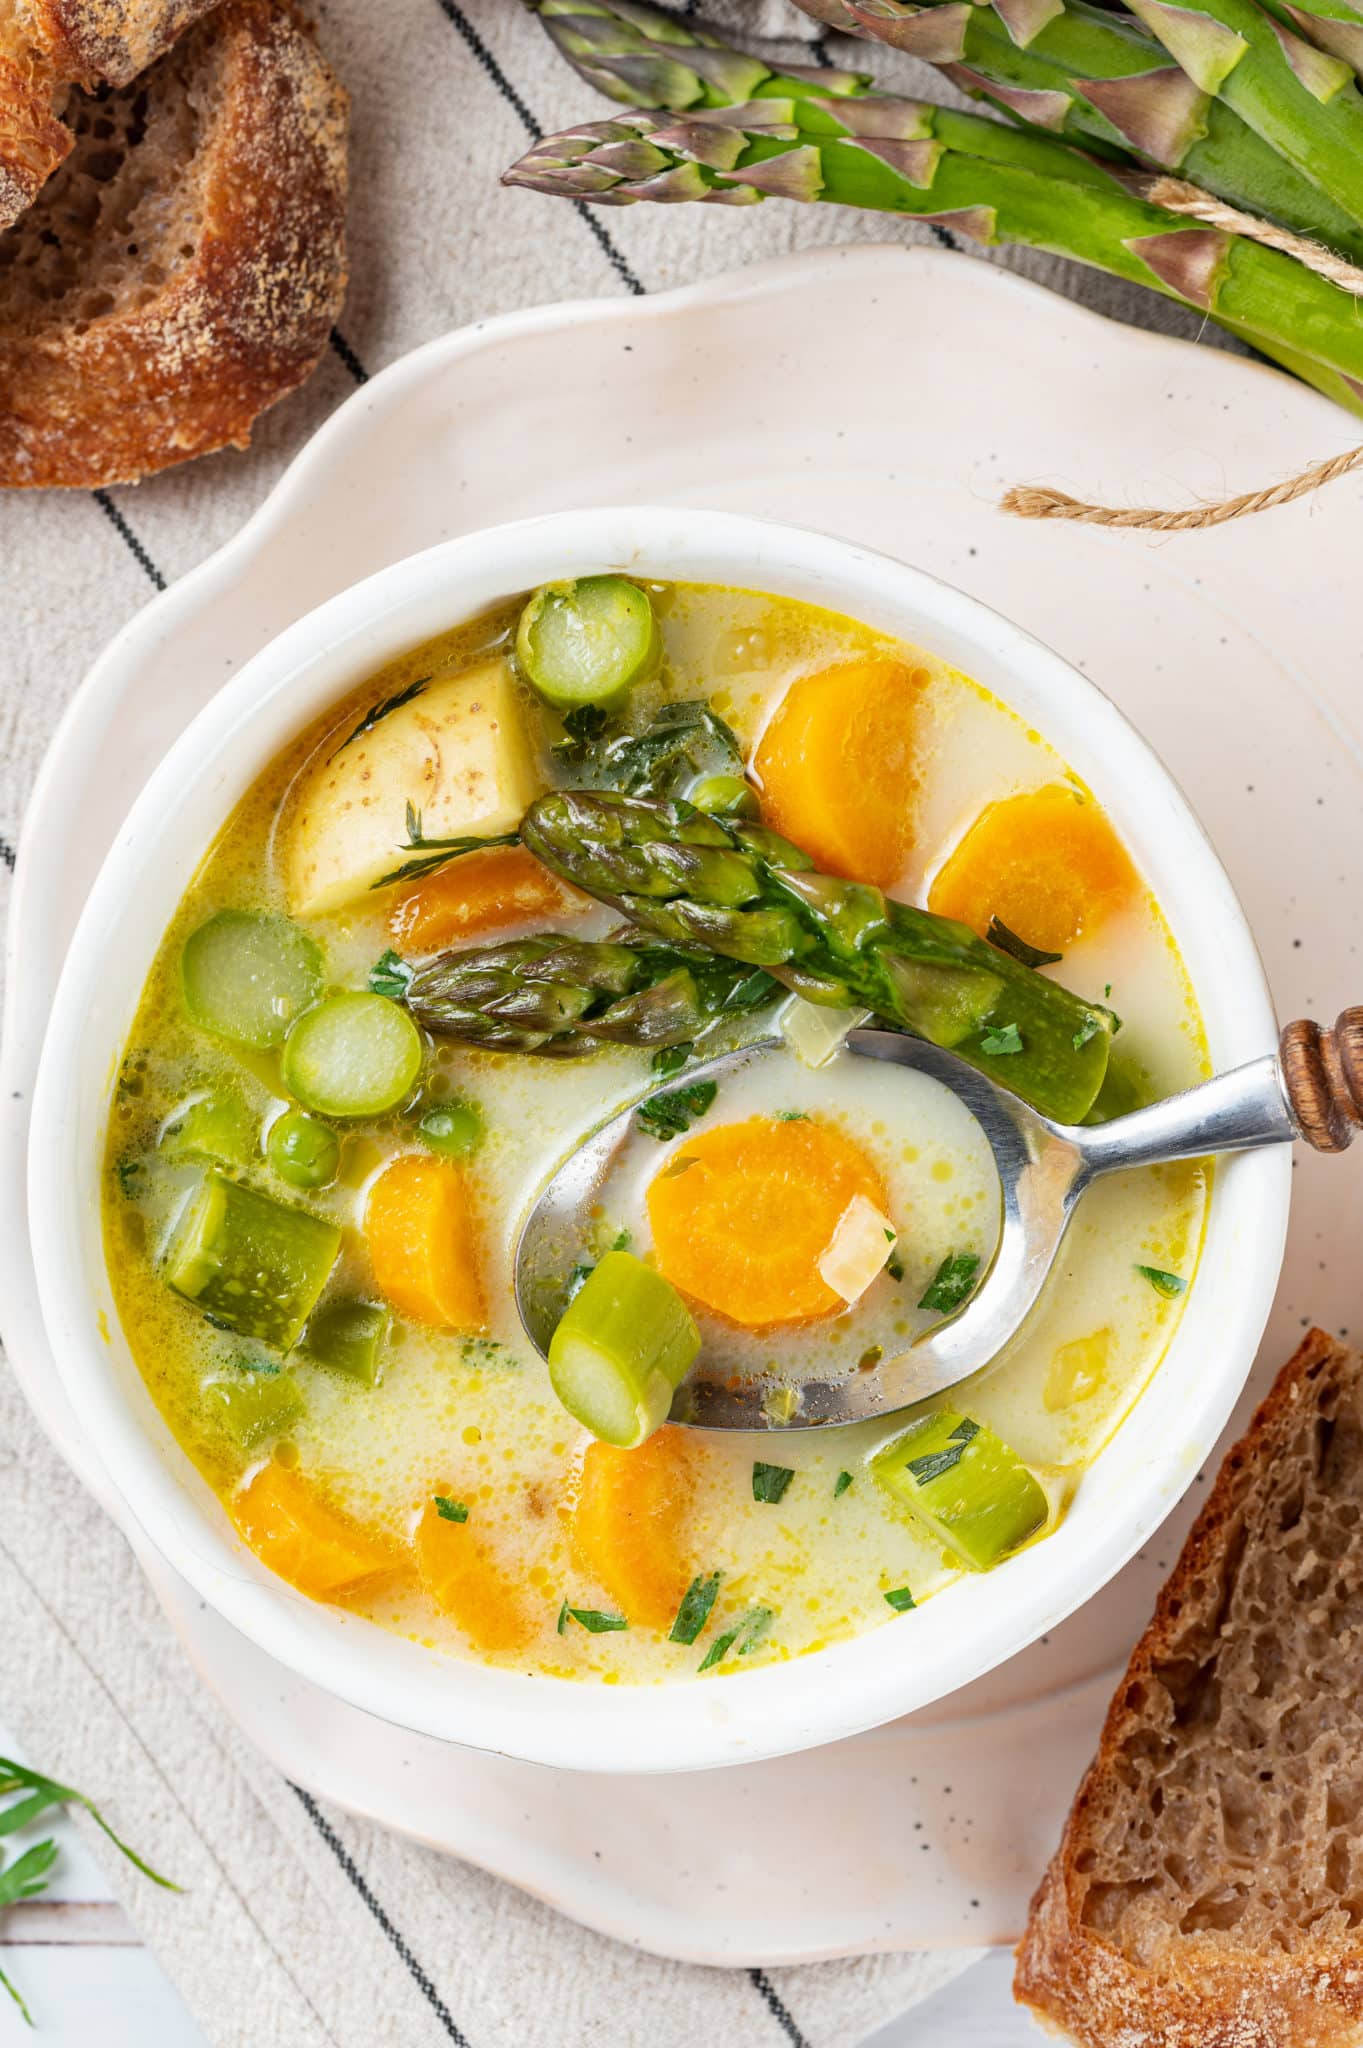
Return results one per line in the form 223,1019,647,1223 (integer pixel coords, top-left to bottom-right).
513,1008,1363,1431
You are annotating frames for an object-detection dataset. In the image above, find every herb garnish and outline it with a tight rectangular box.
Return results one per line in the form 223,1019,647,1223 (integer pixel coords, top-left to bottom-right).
906,1418,980,1486
1135,1264,1187,1298
373,802,520,890
651,1044,691,1080
561,699,746,802
610,1230,632,1252
980,1022,1024,1057
777,1109,810,1121
698,1605,773,1672
0,1754,178,2025
434,1495,468,1523
884,1586,917,1612
552,703,610,763
636,1078,718,1141
369,948,414,1000
669,1572,722,1645
564,1605,628,1634
556,1599,569,1635
336,677,429,753
986,917,1063,970
833,1470,854,1499
918,1251,982,1315
886,1252,905,1283
1073,1014,1103,1050
752,1461,794,1505
115,1158,143,1199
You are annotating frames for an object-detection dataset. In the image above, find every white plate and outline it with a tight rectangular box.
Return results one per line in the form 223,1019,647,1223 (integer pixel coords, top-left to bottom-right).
4,244,1362,1965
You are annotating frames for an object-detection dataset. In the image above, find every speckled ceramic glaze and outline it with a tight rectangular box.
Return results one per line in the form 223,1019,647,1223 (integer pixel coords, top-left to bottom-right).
4,247,1362,1959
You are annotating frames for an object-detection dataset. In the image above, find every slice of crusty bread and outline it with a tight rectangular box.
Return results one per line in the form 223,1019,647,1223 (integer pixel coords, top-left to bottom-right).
0,0,347,487
0,0,221,228
1015,1327,1363,2048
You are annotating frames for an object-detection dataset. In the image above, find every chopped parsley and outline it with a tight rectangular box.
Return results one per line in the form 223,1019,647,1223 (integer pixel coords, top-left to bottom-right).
434,1495,468,1524
777,1109,810,1121
884,1586,917,1612
886,1252,905,1283
906,1418,980,1486
833,1470,854,1499
918,1251,981,1315
563,1605,628,1634
556,1599,569,1635
1073,1014,1103,1050
115,1157,143,1199
1135,1263,1187,1298
979,1022,1023,1057
698,1604,772,1672
986,917,1062,970
669,1572,722,1645
752,1462,794,1505
636,1078,718,1141
651,1044,691,1080
610,1229,632,1252
368,948,414,1000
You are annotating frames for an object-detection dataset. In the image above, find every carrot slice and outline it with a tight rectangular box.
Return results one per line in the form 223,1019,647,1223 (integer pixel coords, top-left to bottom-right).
414,1496,535,1654
647,1114,890,1328
754,657,926,888
929,784,1138,955
231,1460,398,1600
390,844,582,954
571,1430,696,1631
365,1153,486,1330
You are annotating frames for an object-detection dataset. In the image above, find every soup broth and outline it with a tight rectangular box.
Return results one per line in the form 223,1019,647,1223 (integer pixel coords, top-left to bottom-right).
104,581,1208,1683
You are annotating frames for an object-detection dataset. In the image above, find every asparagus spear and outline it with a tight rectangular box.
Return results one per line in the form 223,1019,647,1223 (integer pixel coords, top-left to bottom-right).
502,102,1363,395
527,0,1363,261
1264,0,1363,80
405,933,780,1054
518,791,1115,1123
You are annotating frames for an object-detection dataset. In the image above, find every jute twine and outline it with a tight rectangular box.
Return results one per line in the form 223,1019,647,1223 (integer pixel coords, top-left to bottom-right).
1002,179,1363,532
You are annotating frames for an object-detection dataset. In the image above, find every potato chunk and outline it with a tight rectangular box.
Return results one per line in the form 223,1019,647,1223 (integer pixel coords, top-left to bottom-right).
285,657,541,917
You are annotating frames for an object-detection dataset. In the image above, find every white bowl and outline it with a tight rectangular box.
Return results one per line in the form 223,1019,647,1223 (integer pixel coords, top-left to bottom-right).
29,507,1289,1775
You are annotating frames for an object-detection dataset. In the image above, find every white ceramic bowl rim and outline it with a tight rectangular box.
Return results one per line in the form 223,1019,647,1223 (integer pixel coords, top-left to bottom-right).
29,507,1290,1774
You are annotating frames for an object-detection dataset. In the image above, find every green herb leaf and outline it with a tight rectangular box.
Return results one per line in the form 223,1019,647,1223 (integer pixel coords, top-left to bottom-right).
0,1839,57,1908
886,1253,905,1283
777,1109,809,1121
884,1586,917,1612
986,918,1063,969
556,1599,569,1635
115,1158,143,1199
552,703,611,763
434,1495,468,1524
698,1604,773,1672
918,1252,982,1315
833,1470,854,1499
565,1261,594,1303
610,1229,632,1253
980,1022,1023,1057
0,1756,178,1891
566,1606,628,1634
563,699,745,802
752,1461,794,1505
336,677,429,753
723,968,781,1015
369,948,414,1000
636,1078,718,1141
1073,1014,1103,1050
905,1418,980,1486
0,1957,34,2027
1135,1263,1187,1298
651,1044,691,1080
669,1571,722,1645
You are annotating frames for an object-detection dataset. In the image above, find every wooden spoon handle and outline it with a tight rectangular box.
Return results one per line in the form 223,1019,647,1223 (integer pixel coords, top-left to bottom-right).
1280,1009,1363,1152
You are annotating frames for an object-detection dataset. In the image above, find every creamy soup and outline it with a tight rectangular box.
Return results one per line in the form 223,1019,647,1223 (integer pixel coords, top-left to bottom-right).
104,580,1207,1683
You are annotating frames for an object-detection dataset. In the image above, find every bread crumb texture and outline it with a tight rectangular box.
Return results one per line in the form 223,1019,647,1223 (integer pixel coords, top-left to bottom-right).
0,0,348,486
1016,1330,1363,2048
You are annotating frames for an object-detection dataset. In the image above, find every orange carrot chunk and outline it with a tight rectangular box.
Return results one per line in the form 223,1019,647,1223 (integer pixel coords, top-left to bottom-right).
231,1460,398,1600
414,1495,535,1654
647,1114,890,1328
365,1153,486,1331
754,657,926,889
571,1430,697,1632
929,784,1138,955
389,844,583,955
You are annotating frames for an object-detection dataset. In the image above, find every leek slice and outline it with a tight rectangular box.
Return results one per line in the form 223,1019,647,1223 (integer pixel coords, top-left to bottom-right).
871,1410,1047,1571
547,1250,700,1447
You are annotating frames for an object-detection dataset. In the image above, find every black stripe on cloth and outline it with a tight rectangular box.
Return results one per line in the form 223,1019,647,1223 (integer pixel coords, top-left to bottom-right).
432,0,646,296
749,1966,813,2048
329,326,370,385
92,489,167,592
290,1783,474,2047
0,836,15,870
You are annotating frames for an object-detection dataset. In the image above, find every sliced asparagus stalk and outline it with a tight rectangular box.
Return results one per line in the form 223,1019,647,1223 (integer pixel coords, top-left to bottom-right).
519,791,1114,1123
405,933,780,1055
548,1248,701,1446
281,993,423,1118
181,910,324,1051
516,576,660,711
1263,0,1363,80
204,1367,307,1449
165,1171,341,1351
302,1300,391,1385
159,1087,256,1169
502,102,1363,393
870,1410,1049,1568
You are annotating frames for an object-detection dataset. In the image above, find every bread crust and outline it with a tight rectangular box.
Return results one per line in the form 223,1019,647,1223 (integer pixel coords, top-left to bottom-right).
0,0,348,488
0,40,71,229
21,0,222,87
1015,1329,1363,2048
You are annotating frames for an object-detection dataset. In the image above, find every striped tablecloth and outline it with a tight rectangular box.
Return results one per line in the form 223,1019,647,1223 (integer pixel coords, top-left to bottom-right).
0,5,1244,2044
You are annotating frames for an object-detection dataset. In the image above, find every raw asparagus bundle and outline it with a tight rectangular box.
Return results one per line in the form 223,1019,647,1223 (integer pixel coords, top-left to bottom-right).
502,100,1363,401
519,790,1115,1123
405,933,779,1054
526,0,1363,259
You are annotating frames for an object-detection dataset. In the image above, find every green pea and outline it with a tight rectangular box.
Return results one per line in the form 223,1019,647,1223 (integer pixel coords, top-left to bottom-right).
418,1098,484,1160
267,1110,341,1189
689,774,759,820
